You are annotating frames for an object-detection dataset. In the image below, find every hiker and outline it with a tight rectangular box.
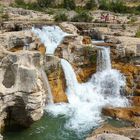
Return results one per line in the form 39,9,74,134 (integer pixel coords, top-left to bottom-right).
105,13,109,22
101,13,105,22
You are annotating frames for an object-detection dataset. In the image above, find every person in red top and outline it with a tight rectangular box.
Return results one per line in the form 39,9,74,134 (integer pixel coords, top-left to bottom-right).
101,13,105,22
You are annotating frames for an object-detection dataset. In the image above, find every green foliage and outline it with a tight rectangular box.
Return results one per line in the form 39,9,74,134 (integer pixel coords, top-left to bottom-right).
63,0,76,10
0,5,3,14
99,0,127,13
54,13,68,22
0,5,9,21
1,13,9,21
71,11,92,22
37,0,55,8
99,0,111,11
15,0,25,5
136,29,140,38
85,0,97,10
14,0,41,11
136,5,140,11
128,17,138,24
89,54,96,64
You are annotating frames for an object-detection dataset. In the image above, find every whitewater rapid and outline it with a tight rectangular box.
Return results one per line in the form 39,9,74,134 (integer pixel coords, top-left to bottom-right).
33,25,128,135
46,48,128,134
32,26,68,54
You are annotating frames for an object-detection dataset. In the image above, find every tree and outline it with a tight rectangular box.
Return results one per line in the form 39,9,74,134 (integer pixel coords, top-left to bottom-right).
37,0,55,8
71,11,92,22
54,13,68,22
63,0,76,10
85,0,97,10
99,0,111,11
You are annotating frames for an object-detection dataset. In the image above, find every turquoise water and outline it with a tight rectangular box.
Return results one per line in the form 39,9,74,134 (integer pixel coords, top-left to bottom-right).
4,114,132,140
4,113,92,140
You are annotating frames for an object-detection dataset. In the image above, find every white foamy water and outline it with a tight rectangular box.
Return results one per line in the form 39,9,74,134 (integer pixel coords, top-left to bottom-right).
46,47,128,134
96,46,111,71
32,26,68,54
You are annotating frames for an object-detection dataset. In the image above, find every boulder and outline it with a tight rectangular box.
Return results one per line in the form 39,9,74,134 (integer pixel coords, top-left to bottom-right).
59,22,78,35
102,107,140,127
113,62,140,95
0,51,48,129
87,133,131,140
87,124,140,140
129,96,140,106
80,29,103,40
82,36,92,45
104,36,121,44
45,55,67,103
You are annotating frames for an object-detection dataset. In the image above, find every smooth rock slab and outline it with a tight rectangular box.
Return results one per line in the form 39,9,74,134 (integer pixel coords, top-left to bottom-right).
86,133,131,140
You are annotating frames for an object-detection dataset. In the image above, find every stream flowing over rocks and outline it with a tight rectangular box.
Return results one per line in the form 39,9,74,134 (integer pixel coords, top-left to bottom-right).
0,20,140,140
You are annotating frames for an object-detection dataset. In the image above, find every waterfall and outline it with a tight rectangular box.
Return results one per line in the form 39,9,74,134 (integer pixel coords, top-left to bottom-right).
96,46,111,72
93,46,125,96
32,26,68,54
46,48,128,133
31,25,69,104
60,59,81,104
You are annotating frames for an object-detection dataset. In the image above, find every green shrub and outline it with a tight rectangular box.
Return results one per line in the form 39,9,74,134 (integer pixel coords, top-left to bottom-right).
136,5,140,11
71,11,92,22
0,5,3,14
1,13,9,21
37,0,55,8
136,29,140,38
14,0,41,11
99,0,111,11
111,0,127,13
63,0,76,10
89,54,96,64
85,0,97,10
54,13,68,22
130,17,138,23
15,0,25,5
99,0,127,13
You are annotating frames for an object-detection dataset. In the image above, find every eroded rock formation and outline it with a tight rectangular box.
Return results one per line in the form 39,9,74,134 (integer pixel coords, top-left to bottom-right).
0,50,48,131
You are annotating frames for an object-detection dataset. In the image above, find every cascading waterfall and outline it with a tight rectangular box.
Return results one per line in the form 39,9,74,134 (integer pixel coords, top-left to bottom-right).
96,46,111,72
93,47,125,96
46,47,128,135
32,26,68,54
32,25,128,136
32,25,68,103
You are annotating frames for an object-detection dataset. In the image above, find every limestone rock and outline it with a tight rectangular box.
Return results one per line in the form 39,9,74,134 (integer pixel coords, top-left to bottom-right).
38,44,46,55
45,55,67,103
0,51,48,129
59,22,78,35
104,36,121,44
0,134,3,140
82,36,92,45
113,62,140,95
87,124,140,140
129,96,140,106
86,133,131,140
102,107,140,127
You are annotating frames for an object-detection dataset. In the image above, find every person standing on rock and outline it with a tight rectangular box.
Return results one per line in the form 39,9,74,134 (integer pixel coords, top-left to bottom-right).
101,13,105,22
105,13,109,23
